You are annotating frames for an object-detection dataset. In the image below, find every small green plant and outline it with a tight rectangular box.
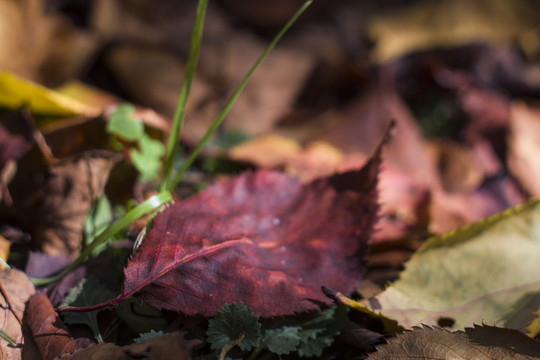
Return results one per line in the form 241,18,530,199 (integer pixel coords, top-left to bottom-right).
107,103,165,182
83,195,113,256
195,303,348,359
133,329,164,343
60,277,115,343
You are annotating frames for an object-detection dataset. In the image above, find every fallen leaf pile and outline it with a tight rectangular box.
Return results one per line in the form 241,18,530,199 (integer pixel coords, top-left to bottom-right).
2,0,540,359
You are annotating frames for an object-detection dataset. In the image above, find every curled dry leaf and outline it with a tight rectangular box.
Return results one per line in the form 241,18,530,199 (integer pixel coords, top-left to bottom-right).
0,269,35,360
368,325,540,360
25,292,77,360
9,150,119,258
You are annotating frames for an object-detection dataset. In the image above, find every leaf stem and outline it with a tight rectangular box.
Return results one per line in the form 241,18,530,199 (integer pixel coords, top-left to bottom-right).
247,340,266,360
219,333,246,360
0,281,22,326
160,0,208,192
167,0,312,192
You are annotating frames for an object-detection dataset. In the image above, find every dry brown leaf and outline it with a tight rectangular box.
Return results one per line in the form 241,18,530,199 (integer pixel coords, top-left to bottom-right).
375,165,430,242
369,0,539,62
89,0,198,52
228,134,301,168
427,140,484,193
216,0,308,29
205,31,314,136
0,109,34,205
428,176,525,235
36,151,118,258
508,101,540,197
105,43,212,122
228,134,357,182
368,325,540,359
0,269,35,360
63,331,198,360
0,0,99,84
318,85,439,188
24,292,77,360
7,150,119,258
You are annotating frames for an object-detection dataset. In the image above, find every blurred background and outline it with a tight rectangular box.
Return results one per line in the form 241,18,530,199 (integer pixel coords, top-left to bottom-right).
4,0,540,245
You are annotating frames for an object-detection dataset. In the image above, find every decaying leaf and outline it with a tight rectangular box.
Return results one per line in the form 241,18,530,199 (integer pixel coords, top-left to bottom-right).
123,150,379,317
127,162,378,316
229,133,429,242
358,199,540,331
369,0,538,62
0,109,34,205
526,307,540,338
63,331,198,360
0,71,98,117
14,150,119,258
228,134,302,169
0,269,35,360
0,0,99,84
508,102,540,197
368,325,540,359
25,292,77,360
64,130,386,317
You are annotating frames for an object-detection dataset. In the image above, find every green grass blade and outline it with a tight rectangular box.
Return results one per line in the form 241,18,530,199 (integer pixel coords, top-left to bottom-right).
0,257,10,270
0,330,16,347
168,0,312,191
30,191,173,286
161,0,208,191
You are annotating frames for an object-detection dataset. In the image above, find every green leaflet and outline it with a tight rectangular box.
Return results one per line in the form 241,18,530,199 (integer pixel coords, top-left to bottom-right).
61,277,116,342
263,326,301,355
206,303,261,352
359,198,540,331
107,104,165,181
130,133,165,182
134,329,164,344
106,104,144,142
296,305,349,357
201,303,348,359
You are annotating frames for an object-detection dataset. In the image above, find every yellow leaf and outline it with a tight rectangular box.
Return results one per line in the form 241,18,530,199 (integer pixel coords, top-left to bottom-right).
0,235,10,271
0,71,98,117
526,308,540,338
369,0,538,62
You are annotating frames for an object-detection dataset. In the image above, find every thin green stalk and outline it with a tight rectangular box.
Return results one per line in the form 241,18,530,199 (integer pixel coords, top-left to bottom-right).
161,0,208,191
30,191,172,286
0,330,16,347
168,0,312,191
